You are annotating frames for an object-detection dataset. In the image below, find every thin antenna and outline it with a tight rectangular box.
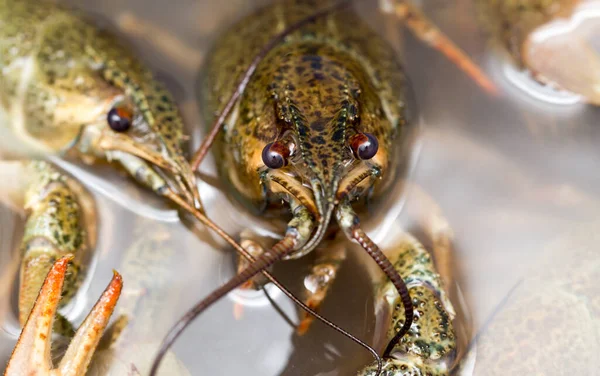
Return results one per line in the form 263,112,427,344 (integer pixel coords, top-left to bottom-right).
164,191,382,375
149,235,296,375
352,226,413,357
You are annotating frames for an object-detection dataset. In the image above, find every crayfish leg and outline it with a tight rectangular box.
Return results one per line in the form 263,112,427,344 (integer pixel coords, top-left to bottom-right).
232,231,271,320
379,0,498,95
5,255,123,376
237,231,271,291
297,242,347,335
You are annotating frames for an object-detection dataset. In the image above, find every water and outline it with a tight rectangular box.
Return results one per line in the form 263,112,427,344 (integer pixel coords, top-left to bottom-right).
1,0,600,375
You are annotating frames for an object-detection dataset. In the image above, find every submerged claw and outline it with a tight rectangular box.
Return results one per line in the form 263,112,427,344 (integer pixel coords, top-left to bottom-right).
5,256,123,376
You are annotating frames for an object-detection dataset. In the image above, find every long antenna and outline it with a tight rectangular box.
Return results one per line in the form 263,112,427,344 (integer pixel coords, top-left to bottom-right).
150,235,295,375
352,226,413,357
337,202,414,357
165,191,382,375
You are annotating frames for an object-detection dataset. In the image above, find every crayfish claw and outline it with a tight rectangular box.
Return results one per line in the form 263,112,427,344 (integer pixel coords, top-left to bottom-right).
5,257,123,376
55,270,122,375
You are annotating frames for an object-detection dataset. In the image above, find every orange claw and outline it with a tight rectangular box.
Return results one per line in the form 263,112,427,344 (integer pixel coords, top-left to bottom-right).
5,256,123,376
386,1,499,96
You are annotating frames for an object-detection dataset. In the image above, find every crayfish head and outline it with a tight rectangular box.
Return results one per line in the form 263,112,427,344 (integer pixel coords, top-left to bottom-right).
69,76,199,207
17,18,197,206
253,44,397,257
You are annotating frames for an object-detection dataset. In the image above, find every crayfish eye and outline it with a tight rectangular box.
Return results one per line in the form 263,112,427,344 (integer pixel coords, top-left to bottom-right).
350,132,379,160
262,141,289,169
107,105,133,132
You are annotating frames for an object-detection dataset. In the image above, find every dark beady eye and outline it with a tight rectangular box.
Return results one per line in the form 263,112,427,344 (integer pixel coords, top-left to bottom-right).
107,105,133,132
262,141,289,169
350,132,379,160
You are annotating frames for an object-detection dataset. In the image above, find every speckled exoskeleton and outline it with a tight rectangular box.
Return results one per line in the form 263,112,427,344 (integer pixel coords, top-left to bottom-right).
196,0,419,359
0,0,359,374
477,0,600,104
357,231,458,376
1,161,122,376
147,0,463,374
0,0,470,374
0,0,203,372
7,161,96,332
0,0,199,205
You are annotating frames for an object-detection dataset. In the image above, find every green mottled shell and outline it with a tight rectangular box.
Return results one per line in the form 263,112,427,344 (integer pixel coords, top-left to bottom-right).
201,0,416,214
18,161,91,325
359,358,450,376
358,235,456,376
22,163,85,253
0,0,185,162
386,240,455,361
